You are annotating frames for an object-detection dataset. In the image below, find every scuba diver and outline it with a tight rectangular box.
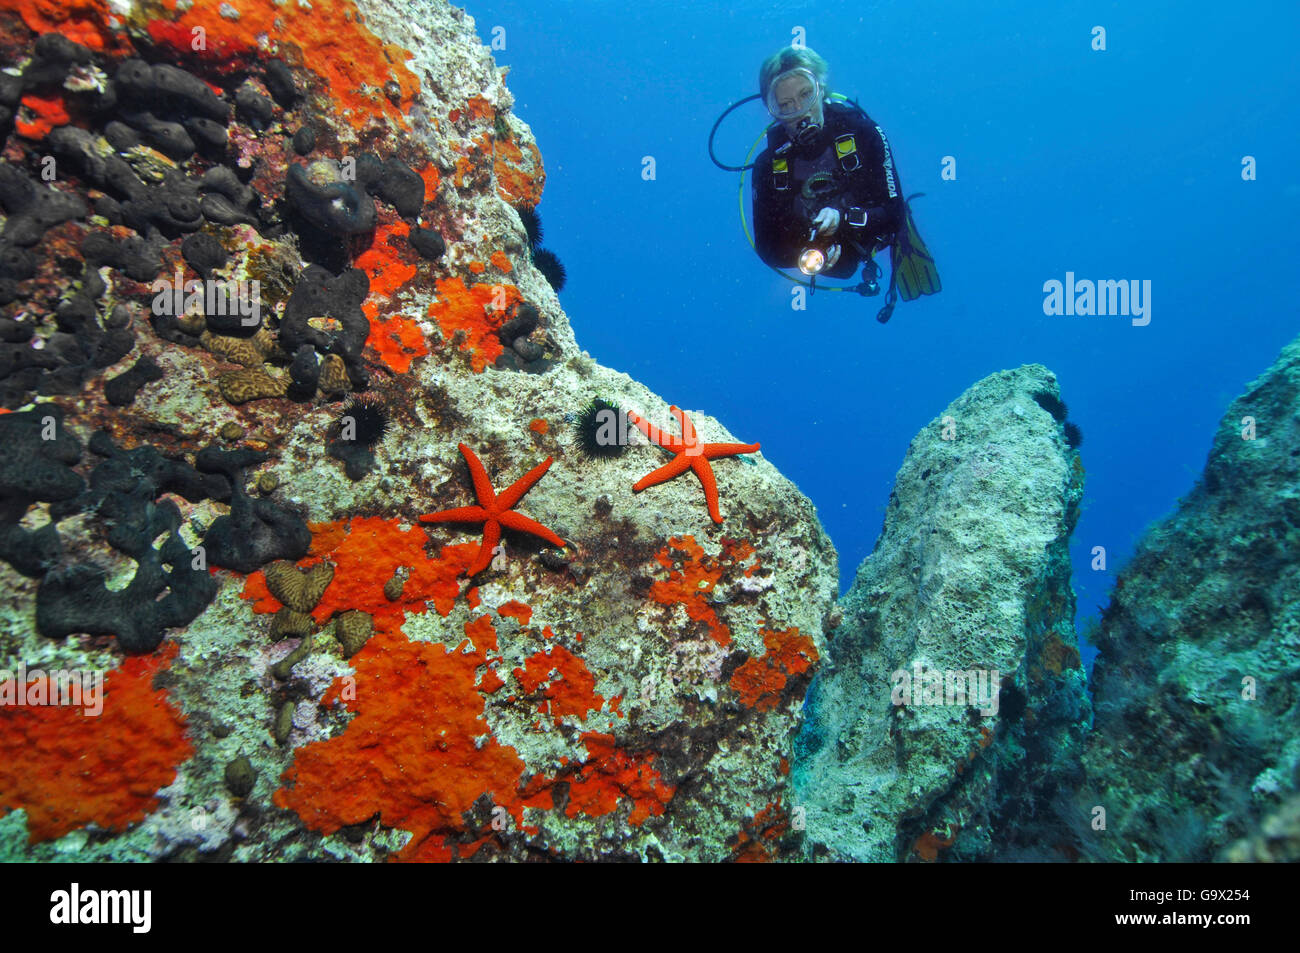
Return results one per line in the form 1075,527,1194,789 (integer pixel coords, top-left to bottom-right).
710,46,940,322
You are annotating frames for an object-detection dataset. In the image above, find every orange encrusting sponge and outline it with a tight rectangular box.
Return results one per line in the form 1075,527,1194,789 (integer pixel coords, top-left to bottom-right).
649,536,732,646
149,0,420,130
0,644,193,842
246,521,674,859
427,277,524,373
273,620,554,861
728,627,819,711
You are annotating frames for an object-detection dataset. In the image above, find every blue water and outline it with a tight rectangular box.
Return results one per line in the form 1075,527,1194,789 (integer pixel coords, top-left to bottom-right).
470,0,1300,653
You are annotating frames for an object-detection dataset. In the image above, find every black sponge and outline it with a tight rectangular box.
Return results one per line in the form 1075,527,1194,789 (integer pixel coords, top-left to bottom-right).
279,265,370,369
264,59,301,108
235,82,274,131
0,404,84,505
196,445,312,573
181,231,228,278
285,162,376,236
105,356,164,406
410,227,445,260
376,158,424,218
18,425,223,652
292,125,316,156
114,59,229,123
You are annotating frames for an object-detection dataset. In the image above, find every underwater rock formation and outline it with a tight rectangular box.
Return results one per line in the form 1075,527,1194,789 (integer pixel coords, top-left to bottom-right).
1224,792,1300,863
793,364,1090,862
1076,333,1300,862
0,0,836,862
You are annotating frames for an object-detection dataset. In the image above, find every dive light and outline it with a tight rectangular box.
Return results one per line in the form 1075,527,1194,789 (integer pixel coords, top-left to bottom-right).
797,228,827,276
797,248,826,276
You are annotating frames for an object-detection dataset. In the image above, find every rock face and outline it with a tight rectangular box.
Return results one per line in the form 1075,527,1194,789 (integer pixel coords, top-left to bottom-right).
1077,334,1300,862
794,364,1090,862
0,0,836,862
1224,793,1300,863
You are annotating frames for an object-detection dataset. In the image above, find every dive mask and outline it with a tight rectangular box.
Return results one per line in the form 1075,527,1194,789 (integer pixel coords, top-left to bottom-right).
765,67,824,144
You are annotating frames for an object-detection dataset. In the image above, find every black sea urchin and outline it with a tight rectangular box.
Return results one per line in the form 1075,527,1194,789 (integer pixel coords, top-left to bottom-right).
327,396,389,482
532,247,566,292
338,395,391,447
1031,390,1068,423
516,203,543,249
573,397,627,461
1063,420,1083,449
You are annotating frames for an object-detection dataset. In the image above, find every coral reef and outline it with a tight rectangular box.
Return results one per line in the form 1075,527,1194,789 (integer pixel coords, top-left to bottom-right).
5,0,1276,865
0,0,837,862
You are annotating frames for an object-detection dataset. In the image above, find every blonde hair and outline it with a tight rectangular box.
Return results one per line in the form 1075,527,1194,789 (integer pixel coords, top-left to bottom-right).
758,46,830,99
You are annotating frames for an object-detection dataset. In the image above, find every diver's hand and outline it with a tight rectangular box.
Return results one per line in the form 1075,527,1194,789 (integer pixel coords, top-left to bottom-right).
813,207,841,236
826,244,841,267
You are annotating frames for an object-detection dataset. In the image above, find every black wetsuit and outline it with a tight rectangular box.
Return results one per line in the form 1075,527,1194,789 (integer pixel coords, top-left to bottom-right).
753,101,906,279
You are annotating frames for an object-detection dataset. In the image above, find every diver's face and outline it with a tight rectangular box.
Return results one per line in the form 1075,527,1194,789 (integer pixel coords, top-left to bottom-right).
772,73,818,118
772,73,824,144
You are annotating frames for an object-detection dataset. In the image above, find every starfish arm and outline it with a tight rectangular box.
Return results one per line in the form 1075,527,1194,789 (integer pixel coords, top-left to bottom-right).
692,458,724,523
498,510,567,548
625,409,655,442
626,410,683,452
495,456,555,512
468,519,501,575
703,441,761,459
458,443,497,507
632,453,692,492
418,505,490,524
670,406,699,453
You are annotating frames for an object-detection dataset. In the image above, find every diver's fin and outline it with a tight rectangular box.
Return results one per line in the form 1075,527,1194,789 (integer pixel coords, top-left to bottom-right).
890,206,941,301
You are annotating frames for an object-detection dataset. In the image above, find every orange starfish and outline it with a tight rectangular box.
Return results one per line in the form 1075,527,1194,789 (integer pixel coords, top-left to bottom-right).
627,406,760,524
419,443,565,575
